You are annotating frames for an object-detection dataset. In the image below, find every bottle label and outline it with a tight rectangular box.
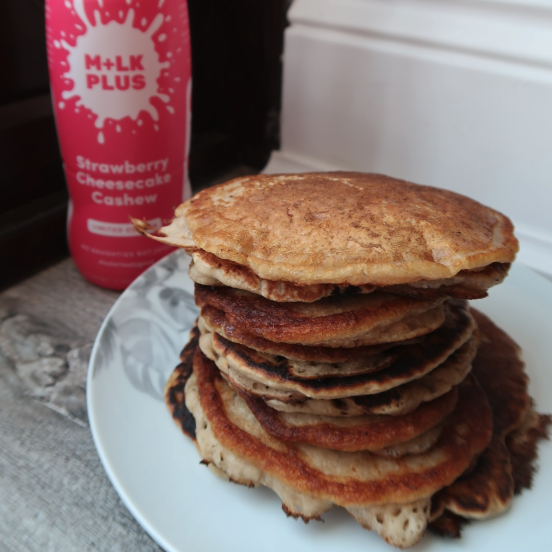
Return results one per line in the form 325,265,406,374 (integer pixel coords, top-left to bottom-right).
46,0,191,289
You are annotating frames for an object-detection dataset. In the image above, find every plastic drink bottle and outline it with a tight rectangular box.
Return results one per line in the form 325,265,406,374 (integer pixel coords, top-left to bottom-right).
46,0,192,289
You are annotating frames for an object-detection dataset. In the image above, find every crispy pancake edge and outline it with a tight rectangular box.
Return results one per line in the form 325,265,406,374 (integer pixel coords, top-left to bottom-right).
164,324,200,440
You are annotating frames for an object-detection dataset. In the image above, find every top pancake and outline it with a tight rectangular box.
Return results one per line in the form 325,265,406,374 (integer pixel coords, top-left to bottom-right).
146,172,518,286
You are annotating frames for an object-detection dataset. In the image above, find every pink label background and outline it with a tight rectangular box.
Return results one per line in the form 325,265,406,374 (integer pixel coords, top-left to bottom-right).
46,0,191,289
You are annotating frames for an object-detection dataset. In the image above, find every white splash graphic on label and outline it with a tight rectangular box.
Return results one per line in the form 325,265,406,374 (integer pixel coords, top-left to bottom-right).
60,0,172,143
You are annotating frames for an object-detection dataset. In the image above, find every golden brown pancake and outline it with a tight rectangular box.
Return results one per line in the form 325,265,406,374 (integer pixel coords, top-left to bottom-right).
164,326,489,548
198,311,423,363
184,367,434,548
266,336,477,417
189,248,510,302
195,284,447,347
149,171,535,547
165,335,442,546
189,347,493,507
238,386,458,452
134,172,518,286
203,301,475,400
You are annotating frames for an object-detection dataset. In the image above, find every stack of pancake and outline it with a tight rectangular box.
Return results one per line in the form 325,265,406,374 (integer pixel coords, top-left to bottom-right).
133,172,550,548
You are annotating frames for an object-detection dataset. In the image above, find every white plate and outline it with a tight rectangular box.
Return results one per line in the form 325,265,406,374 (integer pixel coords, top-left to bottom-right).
87,252,552,552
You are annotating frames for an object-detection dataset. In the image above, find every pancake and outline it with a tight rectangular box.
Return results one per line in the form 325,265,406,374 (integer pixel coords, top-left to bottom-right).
198,312,424,363
430,310,532,523
178,347,492,549
184,368,433,548
165,337,443,546
201,329,400,380
134,172,518,286
266,336,477,417
195,284,447,347
189,249,509,302
147,170,531,547
164,332,443,458
191,347,492,506
203,301,475,401
238,386,457,452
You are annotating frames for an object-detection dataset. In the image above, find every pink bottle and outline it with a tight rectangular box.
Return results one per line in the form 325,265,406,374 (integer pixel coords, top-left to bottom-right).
46,0,192,289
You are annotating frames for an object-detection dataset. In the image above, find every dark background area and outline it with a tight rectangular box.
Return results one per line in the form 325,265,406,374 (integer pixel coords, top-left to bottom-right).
0,0,288,290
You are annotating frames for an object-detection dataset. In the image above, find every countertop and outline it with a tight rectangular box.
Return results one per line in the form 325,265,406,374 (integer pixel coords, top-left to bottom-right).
0,258,164,552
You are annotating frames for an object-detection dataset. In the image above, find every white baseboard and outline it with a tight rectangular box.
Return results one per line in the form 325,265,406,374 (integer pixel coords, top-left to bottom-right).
264,150,341,174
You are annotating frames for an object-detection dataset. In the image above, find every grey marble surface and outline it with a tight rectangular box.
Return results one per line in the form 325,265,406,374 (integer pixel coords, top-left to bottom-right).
0,259,163,552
